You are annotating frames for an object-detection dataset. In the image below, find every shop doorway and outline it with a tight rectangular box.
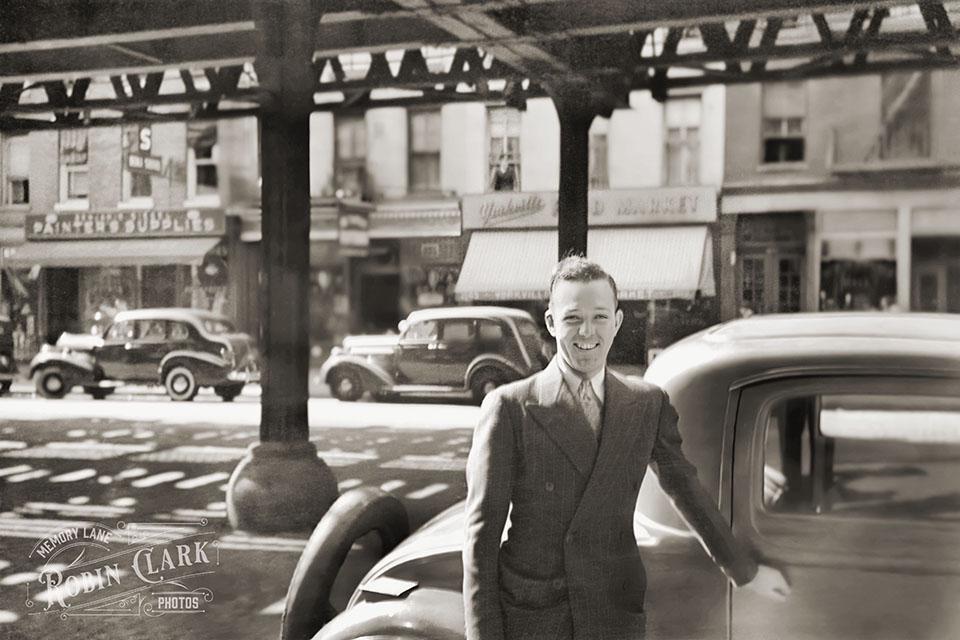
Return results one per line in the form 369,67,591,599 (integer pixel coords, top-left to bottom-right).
141,264,181,308
740,251,803,315
912,237,960,313
359,273,401,332
44,268,80,343
736,213,806,316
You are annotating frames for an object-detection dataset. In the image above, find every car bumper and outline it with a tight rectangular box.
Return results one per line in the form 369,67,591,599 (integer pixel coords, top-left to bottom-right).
227,369,260,383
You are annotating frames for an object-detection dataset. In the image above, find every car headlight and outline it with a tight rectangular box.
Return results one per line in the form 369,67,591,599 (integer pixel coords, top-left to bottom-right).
0,354,8,367
220,346,235,366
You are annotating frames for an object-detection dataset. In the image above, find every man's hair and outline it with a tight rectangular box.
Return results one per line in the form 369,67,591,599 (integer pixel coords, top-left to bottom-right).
548,254,619,305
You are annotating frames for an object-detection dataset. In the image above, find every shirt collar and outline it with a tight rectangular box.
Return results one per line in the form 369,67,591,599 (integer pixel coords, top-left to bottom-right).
556,357,605,404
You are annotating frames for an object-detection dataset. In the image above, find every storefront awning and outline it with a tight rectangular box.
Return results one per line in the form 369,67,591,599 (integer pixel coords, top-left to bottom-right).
1,237,221,269
455,227,714,302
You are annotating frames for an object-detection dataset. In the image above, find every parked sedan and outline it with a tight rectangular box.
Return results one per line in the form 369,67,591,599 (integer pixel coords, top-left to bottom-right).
0,313,16,396
281,312,960,640
320,306,550,404
29,308,259,401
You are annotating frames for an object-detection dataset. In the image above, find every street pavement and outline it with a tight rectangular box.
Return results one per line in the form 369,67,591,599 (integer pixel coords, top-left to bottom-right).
0,393,480,640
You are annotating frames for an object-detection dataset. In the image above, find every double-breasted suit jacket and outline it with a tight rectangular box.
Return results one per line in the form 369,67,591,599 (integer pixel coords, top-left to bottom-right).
463,358,758,640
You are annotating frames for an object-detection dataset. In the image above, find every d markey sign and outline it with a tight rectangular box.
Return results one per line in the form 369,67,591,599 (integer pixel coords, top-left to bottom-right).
461,187,717,230
26,209,225,240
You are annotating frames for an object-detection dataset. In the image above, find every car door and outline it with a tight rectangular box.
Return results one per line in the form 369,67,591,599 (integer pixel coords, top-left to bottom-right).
127,319,170,380
730,375,960,640
396,319,441,384
96,320,136,379
433,319,477,386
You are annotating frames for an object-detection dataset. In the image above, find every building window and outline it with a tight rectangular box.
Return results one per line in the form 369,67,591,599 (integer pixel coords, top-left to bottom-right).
121,125,153,204
589,132,609,189
336,115,367,199
488,107,521,191
2,134,29,204
762,82,806,164
664,98,700,185
59,129,89,206
187,122,219,204
880,71,930,160
409,109,441,193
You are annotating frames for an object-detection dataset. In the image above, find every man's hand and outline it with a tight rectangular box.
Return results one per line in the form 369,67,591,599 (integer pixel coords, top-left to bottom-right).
742,564,790,602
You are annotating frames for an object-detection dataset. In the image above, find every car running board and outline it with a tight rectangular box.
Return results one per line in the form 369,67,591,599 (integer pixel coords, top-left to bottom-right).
387,385,470,397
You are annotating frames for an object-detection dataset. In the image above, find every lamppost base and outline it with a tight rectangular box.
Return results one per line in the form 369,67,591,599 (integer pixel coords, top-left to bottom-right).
226,441,338,533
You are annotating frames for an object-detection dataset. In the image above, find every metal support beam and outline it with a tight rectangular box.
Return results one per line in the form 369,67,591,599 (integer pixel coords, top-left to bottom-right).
226,0,338,534
553,92,596,258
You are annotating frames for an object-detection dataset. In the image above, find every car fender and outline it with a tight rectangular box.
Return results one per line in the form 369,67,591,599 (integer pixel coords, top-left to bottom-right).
316,588,464,640
320,355,394,389
29,349,97,380
464,355,524,386
158,350,230,383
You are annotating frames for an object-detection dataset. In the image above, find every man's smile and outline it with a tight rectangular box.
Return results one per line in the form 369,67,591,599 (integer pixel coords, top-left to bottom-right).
574,341,599,351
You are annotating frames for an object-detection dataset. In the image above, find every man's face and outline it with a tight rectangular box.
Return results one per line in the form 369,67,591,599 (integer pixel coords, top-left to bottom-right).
545,278,623,378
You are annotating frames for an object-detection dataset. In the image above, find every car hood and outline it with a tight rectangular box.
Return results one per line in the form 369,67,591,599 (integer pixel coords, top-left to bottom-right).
341,334,399,354
55,332,104,352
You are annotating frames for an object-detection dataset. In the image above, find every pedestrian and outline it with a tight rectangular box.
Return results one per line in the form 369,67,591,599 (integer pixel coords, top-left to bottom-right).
462,255,789,640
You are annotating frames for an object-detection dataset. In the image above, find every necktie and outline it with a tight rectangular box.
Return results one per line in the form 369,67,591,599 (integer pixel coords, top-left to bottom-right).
577,378,602,437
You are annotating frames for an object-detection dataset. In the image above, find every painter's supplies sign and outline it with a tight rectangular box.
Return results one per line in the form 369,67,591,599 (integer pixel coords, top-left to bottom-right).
26,520,219,619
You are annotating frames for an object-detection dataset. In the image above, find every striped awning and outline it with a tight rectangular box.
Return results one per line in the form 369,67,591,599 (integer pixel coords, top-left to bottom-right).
455,227,714,302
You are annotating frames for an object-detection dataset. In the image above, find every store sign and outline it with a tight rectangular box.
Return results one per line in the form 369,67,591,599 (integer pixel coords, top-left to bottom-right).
26,209,225,240
462,187,717,230
338,210,370,257
126,125,164,175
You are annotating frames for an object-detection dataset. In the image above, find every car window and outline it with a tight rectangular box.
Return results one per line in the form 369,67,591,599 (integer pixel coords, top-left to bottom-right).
762,392,960,522
137,320,167,342
203,319,235,334
402,320,439,342
442,320,474,343
478,320,504,342
169,322,190,341
106,321,134,341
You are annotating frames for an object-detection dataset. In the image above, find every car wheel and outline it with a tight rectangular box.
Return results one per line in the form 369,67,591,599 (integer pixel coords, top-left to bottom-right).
164,366,198,402
83,386,114,401
329,368,364,402
471,369,505,405
282,488,409,640
214,383,244,402
0,380,11,396
35,367,70,399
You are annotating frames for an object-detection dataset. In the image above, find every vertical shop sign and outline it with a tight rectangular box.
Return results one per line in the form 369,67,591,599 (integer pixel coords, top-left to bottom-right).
338,210,369,257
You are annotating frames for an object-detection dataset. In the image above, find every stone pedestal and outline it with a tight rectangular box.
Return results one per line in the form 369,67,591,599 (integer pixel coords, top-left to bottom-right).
227,441,339,533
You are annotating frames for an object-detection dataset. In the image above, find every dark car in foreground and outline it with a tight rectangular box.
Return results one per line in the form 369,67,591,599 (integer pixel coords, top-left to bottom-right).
319,306,550,404
281,313,960,640
0,313,16,396
29,308,259,401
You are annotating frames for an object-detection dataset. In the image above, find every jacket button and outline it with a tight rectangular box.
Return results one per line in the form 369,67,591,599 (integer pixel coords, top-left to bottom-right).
545,482,554,492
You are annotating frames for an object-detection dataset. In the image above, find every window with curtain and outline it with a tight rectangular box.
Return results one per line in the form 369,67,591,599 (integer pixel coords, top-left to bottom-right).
187,122,219,203
59,129,89,202
880,72,930,160
409,110,441,193
336,115,367,198
3,135,29,204
488,107,521,191
664,98,701,185
762,82,806,164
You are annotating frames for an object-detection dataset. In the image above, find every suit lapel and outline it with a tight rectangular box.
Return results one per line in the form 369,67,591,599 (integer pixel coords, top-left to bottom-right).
572,371,643,522
525,359,598,478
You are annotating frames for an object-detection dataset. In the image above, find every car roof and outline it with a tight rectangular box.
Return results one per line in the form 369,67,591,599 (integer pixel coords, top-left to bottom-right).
112,308,234,325
405,306,534,322
645,312,960,390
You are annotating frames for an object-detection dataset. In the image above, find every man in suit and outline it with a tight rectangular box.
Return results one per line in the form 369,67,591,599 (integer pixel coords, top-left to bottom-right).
463,256,789,640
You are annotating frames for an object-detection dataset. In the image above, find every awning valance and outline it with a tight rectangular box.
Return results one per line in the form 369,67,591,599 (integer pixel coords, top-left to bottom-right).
1,237,221,269
454,227,714,302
